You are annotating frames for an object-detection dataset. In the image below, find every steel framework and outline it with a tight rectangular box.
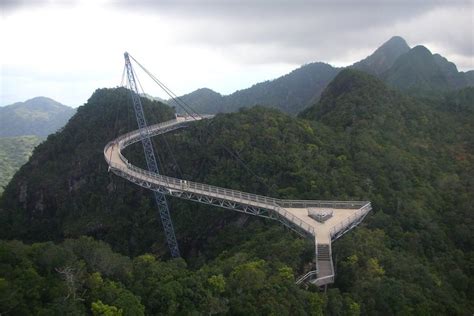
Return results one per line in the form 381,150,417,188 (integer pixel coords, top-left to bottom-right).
111,166,313,238
123,52,180,258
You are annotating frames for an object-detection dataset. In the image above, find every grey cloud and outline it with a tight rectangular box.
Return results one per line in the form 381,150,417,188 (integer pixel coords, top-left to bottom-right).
1,0,80,15
2,0,472,69
109,0,473,68
1,0,38,14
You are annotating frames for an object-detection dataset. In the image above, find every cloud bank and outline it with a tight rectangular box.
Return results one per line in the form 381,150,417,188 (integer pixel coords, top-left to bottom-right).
1,0,473,106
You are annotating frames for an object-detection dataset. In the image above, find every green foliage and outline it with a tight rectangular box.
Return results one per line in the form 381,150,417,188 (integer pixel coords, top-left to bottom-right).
382,45,473,96
0,88,176,256
208,274,226,293
0,238,323,315
0,135,43,193
91,300,123,316
1,71,473,315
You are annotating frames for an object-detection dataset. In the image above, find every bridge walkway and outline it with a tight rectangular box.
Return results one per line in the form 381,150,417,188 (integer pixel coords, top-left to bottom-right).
104,116,371,286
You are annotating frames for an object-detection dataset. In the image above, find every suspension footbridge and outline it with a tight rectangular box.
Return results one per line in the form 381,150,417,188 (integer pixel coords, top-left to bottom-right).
104,52,371,286
104,116,371,286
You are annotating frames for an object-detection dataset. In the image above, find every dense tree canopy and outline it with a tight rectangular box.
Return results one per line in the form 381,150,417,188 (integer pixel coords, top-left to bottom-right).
1,71,473,314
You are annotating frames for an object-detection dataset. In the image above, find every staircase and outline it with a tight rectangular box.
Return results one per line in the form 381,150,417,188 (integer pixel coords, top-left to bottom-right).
313,243,334,286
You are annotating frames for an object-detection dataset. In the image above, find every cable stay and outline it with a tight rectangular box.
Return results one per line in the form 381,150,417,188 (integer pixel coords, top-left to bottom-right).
125,53,276,195
128,54,201,120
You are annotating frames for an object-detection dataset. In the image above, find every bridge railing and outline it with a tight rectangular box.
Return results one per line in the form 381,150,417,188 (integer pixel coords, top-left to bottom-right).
272,206,315,236
118,119,189,148
104,117,371,239
117,115,214,148
329,202,372,238
122,158,316,235
105,139,316,236
277,200,368,209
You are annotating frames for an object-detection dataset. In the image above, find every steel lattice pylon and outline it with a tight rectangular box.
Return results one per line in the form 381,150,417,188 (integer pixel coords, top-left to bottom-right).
123,52,180,258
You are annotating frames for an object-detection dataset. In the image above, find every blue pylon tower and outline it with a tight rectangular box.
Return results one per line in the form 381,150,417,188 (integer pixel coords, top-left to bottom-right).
123,52,180,258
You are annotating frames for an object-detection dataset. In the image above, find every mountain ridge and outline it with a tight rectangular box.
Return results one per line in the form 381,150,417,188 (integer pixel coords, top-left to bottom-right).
174,62,340,114
352,36,411,75
172,36,472,114
0,96,75,137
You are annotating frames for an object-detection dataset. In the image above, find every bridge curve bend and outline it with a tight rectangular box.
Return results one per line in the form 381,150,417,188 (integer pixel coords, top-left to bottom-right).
104,116,371,286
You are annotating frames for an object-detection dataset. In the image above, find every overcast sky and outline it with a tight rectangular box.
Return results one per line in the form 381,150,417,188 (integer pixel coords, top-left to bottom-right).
1,0,473,107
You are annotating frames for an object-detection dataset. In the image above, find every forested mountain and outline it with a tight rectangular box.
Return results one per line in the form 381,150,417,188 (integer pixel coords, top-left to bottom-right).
176,88,224,113
352,36,410,76
175,62,341,115
0,97,74,195
0,135,43,193
383,45,473,94
1,69,473,314
0,97,75,137
140,93,167,103
223,62,340,114
176,36,473,115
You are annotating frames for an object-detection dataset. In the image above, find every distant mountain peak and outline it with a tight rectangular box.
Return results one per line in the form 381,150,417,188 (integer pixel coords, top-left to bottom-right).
410,45,432,56
433,53,460,74
300,68,394,125
382,44,453,93
174,87,224,114
383,36,409,49
0,97,75,137
317,69,385,102
352,36,410,76
191,88,222,96
26,96,58,103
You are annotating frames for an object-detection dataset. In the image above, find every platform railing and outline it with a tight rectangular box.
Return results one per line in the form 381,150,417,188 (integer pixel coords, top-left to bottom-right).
277,200,367,209
329,202,372,238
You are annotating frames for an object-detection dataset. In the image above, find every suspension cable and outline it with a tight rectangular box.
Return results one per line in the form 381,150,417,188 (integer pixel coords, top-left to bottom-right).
126,53,274,193
128,55,201,120
120,65,127,87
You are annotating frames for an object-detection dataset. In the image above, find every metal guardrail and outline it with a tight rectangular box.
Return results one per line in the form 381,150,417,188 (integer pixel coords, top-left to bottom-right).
108,156,316,236
329,202,371,238
278,200,368,209
314,274,335,286
296,269,335,286
327,243,335,283
104,118,318,236
295,270,317,285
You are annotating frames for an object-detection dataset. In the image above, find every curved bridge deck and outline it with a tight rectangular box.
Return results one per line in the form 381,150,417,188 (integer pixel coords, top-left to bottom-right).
104,116,371,286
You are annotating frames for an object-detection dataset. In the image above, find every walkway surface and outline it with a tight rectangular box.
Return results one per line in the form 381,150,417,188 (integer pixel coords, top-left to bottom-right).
104,116,371,285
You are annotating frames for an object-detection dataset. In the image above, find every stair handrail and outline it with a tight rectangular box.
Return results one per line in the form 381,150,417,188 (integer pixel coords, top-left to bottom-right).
295,270,317,285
